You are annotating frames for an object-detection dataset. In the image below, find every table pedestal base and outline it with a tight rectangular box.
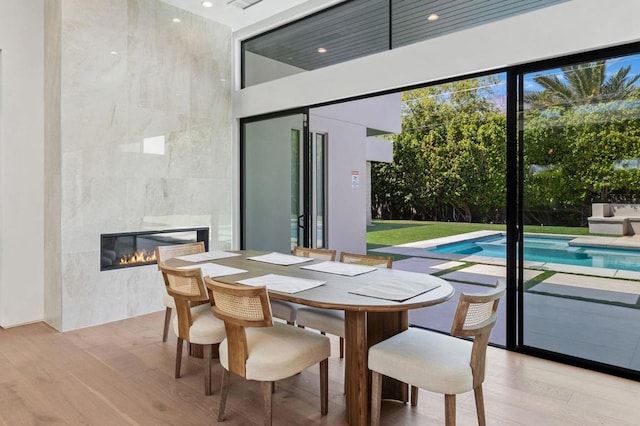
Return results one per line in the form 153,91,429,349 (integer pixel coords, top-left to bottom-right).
344,310,408,426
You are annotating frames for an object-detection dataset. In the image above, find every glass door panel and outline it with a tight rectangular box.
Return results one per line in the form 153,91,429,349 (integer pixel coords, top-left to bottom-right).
242,112,308,253
313,133,327,248
242,112,328,252
520,53,640,372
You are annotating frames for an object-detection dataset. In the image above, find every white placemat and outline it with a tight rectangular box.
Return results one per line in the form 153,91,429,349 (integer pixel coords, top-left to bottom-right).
348,280,440,302
247,252,314,266
237,274,325,293
178,263,247,278
301,260,377,276
174,251,240,262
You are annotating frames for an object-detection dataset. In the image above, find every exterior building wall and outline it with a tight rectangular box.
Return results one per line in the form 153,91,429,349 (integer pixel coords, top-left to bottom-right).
310,94,398,254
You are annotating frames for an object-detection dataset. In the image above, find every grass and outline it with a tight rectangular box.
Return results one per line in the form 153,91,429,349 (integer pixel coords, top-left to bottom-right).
367,219,591,249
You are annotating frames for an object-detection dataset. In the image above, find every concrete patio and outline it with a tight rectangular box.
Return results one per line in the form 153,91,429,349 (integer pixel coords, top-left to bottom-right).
373,236,640,372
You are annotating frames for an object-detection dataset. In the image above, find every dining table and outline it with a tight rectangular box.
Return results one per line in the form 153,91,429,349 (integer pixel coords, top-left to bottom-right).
166,249,454,426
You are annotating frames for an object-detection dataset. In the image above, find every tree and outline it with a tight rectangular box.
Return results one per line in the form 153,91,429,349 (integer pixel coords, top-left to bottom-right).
523,59,640,222
371,77,506,222
526,60,640,108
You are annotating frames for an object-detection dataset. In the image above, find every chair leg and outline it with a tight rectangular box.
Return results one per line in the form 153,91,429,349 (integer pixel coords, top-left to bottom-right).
218,369,230,422
339,337,344,359
474,385,486,426
262,381,273,426
444,394,456,426
204,344,212,396
320,359,328,415
162,307,172,342
370,371,383,426
175,338,183,378
411,385,419,406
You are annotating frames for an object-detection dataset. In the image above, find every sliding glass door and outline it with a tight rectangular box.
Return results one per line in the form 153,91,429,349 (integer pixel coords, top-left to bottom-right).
241,111,327,252
519,52,640,373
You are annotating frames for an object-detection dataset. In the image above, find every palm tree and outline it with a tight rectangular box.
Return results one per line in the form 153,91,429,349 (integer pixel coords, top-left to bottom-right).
526,60,640,107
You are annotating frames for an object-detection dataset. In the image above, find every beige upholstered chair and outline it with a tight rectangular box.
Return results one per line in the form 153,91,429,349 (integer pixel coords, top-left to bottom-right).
296,251,393,358
269,246,336,325
158,263,226,396
156,242,206,342
368,283,505,426
205,278,330,426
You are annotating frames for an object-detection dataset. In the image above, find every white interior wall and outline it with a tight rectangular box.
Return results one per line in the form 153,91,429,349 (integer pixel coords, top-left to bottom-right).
234,0,640,118
0,0,45,327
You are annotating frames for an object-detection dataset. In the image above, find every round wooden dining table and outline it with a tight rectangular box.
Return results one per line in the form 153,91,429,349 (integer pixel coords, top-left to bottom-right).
168,250,454,426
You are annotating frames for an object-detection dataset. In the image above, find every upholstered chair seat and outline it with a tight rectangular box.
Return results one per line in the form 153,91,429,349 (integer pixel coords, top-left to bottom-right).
269,300,304,325
293,308,344,337
369,328,473,395
172,303,225,345
219,322,329,382
163,292,176,310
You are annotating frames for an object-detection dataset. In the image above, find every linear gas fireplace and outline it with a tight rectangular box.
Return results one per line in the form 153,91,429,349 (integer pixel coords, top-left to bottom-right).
100,227,209,271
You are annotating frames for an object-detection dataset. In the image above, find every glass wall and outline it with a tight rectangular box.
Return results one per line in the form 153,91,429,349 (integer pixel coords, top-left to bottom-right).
520,52,640,371
370,73,508,346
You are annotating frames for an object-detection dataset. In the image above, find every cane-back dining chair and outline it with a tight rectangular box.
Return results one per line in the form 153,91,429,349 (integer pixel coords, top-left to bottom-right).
368,283,505,426
158,263,226,396
269,246,336,325
205,278,330,426
295,251,393,358
156,242,206,342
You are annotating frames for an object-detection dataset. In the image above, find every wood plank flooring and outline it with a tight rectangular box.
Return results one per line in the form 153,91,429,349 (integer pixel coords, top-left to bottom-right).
1,311,639,425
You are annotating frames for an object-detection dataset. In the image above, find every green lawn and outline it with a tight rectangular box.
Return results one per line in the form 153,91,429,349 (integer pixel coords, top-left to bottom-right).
367,219,591,249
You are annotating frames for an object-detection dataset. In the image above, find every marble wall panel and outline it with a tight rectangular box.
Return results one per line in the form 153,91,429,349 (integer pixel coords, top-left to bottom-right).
54,0,232,330
45,0,63,330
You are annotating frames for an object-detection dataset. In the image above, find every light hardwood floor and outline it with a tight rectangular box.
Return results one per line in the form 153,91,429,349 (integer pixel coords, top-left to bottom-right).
1,311,639,425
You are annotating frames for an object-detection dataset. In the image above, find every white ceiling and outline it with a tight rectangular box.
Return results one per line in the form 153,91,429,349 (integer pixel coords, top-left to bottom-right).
160,0,330,31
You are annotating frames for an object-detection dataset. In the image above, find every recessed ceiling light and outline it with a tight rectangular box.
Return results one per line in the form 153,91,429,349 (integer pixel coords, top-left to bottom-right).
172,18,181,23
317,47,327,53
110,50,119,55
202,1,213,7
427,13,439,21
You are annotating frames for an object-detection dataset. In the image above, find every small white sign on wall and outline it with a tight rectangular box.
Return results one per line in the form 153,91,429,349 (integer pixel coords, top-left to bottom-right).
351,170,359,189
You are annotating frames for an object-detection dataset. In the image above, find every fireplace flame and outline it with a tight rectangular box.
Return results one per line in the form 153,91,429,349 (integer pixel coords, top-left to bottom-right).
119,249,157,265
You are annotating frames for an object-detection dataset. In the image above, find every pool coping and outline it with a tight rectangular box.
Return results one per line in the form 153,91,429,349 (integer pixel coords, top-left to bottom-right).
371,231,640,281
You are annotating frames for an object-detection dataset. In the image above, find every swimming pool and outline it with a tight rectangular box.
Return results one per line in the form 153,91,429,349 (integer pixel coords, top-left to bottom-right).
429,233,640,272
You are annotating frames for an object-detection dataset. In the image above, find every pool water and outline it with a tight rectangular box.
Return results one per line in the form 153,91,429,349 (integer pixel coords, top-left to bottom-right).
429,234,640,272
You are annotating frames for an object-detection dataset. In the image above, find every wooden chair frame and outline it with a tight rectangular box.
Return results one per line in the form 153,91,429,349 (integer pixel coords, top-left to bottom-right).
205,278,328,426
158,262,217,395
371,283,505,426
292,246,337,261
155,242,205,342
339,251,393,268
269,247,336,326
